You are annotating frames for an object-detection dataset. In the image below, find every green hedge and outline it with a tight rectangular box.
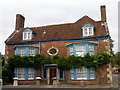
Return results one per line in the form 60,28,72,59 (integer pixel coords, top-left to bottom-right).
2,52,112,85
7,52,112,68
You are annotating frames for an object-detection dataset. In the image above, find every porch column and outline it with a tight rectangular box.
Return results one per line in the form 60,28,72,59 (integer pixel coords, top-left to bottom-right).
47,68,50,85
56,68,59,84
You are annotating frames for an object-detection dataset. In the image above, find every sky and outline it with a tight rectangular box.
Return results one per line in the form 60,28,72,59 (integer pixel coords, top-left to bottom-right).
0,0,119,55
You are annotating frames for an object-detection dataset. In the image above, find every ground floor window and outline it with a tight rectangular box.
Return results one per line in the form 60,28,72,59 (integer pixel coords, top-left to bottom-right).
59,68,64,80
70,67,96,80
42,68,47,79
14,68,35,80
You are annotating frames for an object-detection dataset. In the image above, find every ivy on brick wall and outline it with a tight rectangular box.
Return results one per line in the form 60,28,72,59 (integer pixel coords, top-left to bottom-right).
7,52,112,69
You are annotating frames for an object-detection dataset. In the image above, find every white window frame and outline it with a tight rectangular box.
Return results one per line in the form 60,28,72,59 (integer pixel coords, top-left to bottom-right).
23,31,32,40
76,45,86,57
18,48,26,56
29,48,35,56
90,68,95,79
28,68,35,80
76,67,87,80
89,45,94,55
17,68,25,80
69,46,74,55
82,24,94,36
70,68,74,80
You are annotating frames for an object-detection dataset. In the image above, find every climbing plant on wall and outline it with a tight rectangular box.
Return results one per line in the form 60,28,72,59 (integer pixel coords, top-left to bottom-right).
6,52,112,69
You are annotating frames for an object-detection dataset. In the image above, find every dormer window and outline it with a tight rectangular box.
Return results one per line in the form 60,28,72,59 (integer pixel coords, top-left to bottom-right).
22,28,33,40
82,24,94,36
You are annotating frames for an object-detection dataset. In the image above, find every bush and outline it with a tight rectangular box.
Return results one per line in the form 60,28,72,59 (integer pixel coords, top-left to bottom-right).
2,66,13,85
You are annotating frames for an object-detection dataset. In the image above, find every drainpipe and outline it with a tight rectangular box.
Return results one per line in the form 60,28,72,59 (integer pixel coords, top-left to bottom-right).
38,42,40,54
97,37,100,54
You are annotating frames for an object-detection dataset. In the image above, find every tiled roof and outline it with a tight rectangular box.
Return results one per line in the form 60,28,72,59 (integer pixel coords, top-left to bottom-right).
5,15,108,43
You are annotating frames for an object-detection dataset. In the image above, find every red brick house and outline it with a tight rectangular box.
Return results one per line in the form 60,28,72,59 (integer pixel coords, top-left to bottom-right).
5,5,112,85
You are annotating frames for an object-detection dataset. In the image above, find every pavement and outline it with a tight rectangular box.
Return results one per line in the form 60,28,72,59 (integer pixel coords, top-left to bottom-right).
1,74,120,89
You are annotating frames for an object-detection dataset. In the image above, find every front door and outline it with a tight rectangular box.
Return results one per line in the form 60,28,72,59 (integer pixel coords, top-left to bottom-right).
50,68,56,84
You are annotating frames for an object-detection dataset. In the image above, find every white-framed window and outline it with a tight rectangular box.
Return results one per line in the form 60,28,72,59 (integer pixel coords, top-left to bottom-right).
70,68,74,80
69,46,74,55
29,48,35,56
17,68,25,80
15,68,35,80
15,47,36,56
82,24,94,36
89,45,94,55
90,68,95,79
77,67,87,80
76,45,86,57
70,67,96,80
28,68,35,80
18,48,26,56
23,32,32,40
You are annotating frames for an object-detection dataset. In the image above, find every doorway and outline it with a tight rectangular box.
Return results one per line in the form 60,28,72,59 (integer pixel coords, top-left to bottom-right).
50,68,56,84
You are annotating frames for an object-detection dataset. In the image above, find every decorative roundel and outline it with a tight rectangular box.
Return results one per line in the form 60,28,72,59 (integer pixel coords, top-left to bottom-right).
47,47,58,56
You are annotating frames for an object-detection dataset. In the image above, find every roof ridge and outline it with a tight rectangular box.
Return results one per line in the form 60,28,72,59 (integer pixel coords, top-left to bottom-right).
27,22,74,29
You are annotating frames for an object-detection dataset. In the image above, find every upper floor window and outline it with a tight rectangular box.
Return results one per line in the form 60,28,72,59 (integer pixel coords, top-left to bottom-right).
68,42,96,57
76,45,86,57
14,46,39,56
18,48,26,56
22,28,33,40
82,24,94,36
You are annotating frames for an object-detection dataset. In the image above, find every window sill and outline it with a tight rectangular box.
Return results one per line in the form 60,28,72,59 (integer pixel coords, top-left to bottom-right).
41,78,47,80
70,79,96,81
59,78,64,80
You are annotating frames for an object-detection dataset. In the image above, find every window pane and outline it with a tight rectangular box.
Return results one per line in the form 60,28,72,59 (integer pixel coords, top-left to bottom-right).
28,68,35,79
76,52,86,57
89,45,94,51
89,28,92,35
77,67,87,80
84,28,87,35
70,68,74,79
29,48,35,56
17,68,25,79
18,48,26,56
59,69,64,79
69,47,73,55
24,32,27,39
43,68,47,79
90,68,95,79
89,45,94,55
28,32,32,39
76,45,86,56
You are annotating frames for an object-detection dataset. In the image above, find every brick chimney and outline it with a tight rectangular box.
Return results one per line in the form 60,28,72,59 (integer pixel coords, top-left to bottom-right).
15,14,25,30
100,5,106,22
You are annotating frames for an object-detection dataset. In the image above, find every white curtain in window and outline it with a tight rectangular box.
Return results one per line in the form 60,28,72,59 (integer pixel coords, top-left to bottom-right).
76,45,86,57
90,68,95,79
29,48,35,56
18,48,26,56
70,68,74,79
77,67,87,80
28,68,35,79
17,68,25,79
